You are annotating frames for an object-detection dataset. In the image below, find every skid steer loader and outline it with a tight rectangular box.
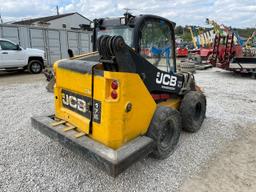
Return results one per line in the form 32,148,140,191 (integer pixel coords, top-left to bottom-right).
31,13,206,177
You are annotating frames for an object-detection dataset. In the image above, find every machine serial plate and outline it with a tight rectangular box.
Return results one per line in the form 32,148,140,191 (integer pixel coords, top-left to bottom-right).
61,89,101,123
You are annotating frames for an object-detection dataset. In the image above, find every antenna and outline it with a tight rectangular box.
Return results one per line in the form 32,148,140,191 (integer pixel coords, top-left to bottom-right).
123,8,137,14
123,8,131,14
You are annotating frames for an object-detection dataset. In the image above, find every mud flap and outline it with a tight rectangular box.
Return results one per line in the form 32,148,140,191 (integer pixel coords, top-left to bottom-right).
31,115,154,177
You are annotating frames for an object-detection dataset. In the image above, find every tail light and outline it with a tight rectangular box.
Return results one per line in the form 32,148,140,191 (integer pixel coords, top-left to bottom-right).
107,79,119,100
111,90,118,99
111,80,118,90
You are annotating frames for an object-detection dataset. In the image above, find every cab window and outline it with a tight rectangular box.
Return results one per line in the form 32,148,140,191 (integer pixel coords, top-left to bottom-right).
0,40,17,50
98,27,133,46
140,20,174,72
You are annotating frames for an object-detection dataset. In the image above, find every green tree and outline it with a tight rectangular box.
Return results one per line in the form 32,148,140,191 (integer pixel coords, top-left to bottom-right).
175,25,184,35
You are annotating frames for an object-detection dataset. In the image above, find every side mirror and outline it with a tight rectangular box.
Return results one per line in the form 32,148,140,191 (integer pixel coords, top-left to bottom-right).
16,44,21,51
68,49,74,58
90,22,95,29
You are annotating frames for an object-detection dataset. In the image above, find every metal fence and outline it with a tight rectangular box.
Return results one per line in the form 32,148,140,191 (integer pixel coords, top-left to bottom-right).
0,24,92,65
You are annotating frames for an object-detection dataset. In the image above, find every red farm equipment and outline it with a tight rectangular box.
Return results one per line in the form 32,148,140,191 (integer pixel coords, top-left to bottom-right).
210,33,256,78
210,33,243,69
176,46,188,57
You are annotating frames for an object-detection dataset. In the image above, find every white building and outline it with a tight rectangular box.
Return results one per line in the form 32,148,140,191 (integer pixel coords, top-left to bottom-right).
13,12,91,30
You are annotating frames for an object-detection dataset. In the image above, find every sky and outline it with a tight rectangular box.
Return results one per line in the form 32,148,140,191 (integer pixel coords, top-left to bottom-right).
0,0,255,28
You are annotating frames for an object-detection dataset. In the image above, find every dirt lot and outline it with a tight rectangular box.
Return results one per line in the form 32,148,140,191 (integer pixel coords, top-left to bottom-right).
0,71,44,86
0,68,256,192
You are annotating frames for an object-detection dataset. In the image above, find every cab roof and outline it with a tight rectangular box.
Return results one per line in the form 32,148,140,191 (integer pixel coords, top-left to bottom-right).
95,14,176,29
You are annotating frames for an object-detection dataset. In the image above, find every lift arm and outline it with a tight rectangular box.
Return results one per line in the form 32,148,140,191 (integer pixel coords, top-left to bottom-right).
97,35,193,95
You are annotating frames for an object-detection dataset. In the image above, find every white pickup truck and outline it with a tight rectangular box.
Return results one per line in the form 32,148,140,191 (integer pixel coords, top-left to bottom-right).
0,38,46,74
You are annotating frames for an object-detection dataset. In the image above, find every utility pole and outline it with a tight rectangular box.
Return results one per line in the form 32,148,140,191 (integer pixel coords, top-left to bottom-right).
0,13,3,24
56,6,59,15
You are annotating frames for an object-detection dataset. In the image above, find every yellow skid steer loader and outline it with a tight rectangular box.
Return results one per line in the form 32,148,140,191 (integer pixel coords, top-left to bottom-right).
32,13,206,177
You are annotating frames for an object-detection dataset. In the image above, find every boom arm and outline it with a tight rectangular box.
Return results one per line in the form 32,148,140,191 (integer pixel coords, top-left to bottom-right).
245,31,256,48
188,26,201,49
206,18,243,45
97,35,188,95
206,18,223,35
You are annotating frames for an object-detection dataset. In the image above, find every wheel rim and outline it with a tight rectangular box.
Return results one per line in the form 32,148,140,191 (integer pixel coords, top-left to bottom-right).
160,121,174,149
31,62,41,73
194,102,202,120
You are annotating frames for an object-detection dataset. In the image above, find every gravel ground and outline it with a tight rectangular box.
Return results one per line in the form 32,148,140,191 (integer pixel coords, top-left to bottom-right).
180,124,256,192
0,68,256,192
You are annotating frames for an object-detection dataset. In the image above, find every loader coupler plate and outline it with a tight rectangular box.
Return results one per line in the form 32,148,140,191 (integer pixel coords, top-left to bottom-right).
31,115,154,177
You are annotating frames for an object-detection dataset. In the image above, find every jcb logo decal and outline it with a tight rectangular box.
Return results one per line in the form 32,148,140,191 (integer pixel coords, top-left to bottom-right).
156,72,177,87
61,89,102,123
62,94,87,113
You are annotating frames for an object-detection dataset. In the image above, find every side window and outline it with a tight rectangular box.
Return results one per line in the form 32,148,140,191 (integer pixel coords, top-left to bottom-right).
98,27,133,46
0,40,17,50
140,20,174,72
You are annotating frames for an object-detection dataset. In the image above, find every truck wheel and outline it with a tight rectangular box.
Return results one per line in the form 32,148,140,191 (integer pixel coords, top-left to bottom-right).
180,91,206,133
28,60,43,74
147,106,181,159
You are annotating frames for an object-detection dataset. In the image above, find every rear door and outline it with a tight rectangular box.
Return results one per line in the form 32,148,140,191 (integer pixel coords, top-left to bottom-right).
68,32,79,55
47,30,61,65
139,19,174,72
0,40,26,68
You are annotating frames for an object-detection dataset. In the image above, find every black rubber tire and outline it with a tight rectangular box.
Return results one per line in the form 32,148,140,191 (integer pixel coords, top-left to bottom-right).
176,63,181,72
147,106,181,159
193,55,202,64
180,91,206,133
28,60,43,74
251,73,256,79
180,62,195,68
180,62,196,73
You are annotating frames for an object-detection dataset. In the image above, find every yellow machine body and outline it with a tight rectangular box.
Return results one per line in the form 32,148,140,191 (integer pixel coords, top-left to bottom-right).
31,14,206,177
53,61,163,149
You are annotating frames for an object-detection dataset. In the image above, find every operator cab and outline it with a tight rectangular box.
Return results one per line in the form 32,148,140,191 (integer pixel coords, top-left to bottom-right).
91,13,177,73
